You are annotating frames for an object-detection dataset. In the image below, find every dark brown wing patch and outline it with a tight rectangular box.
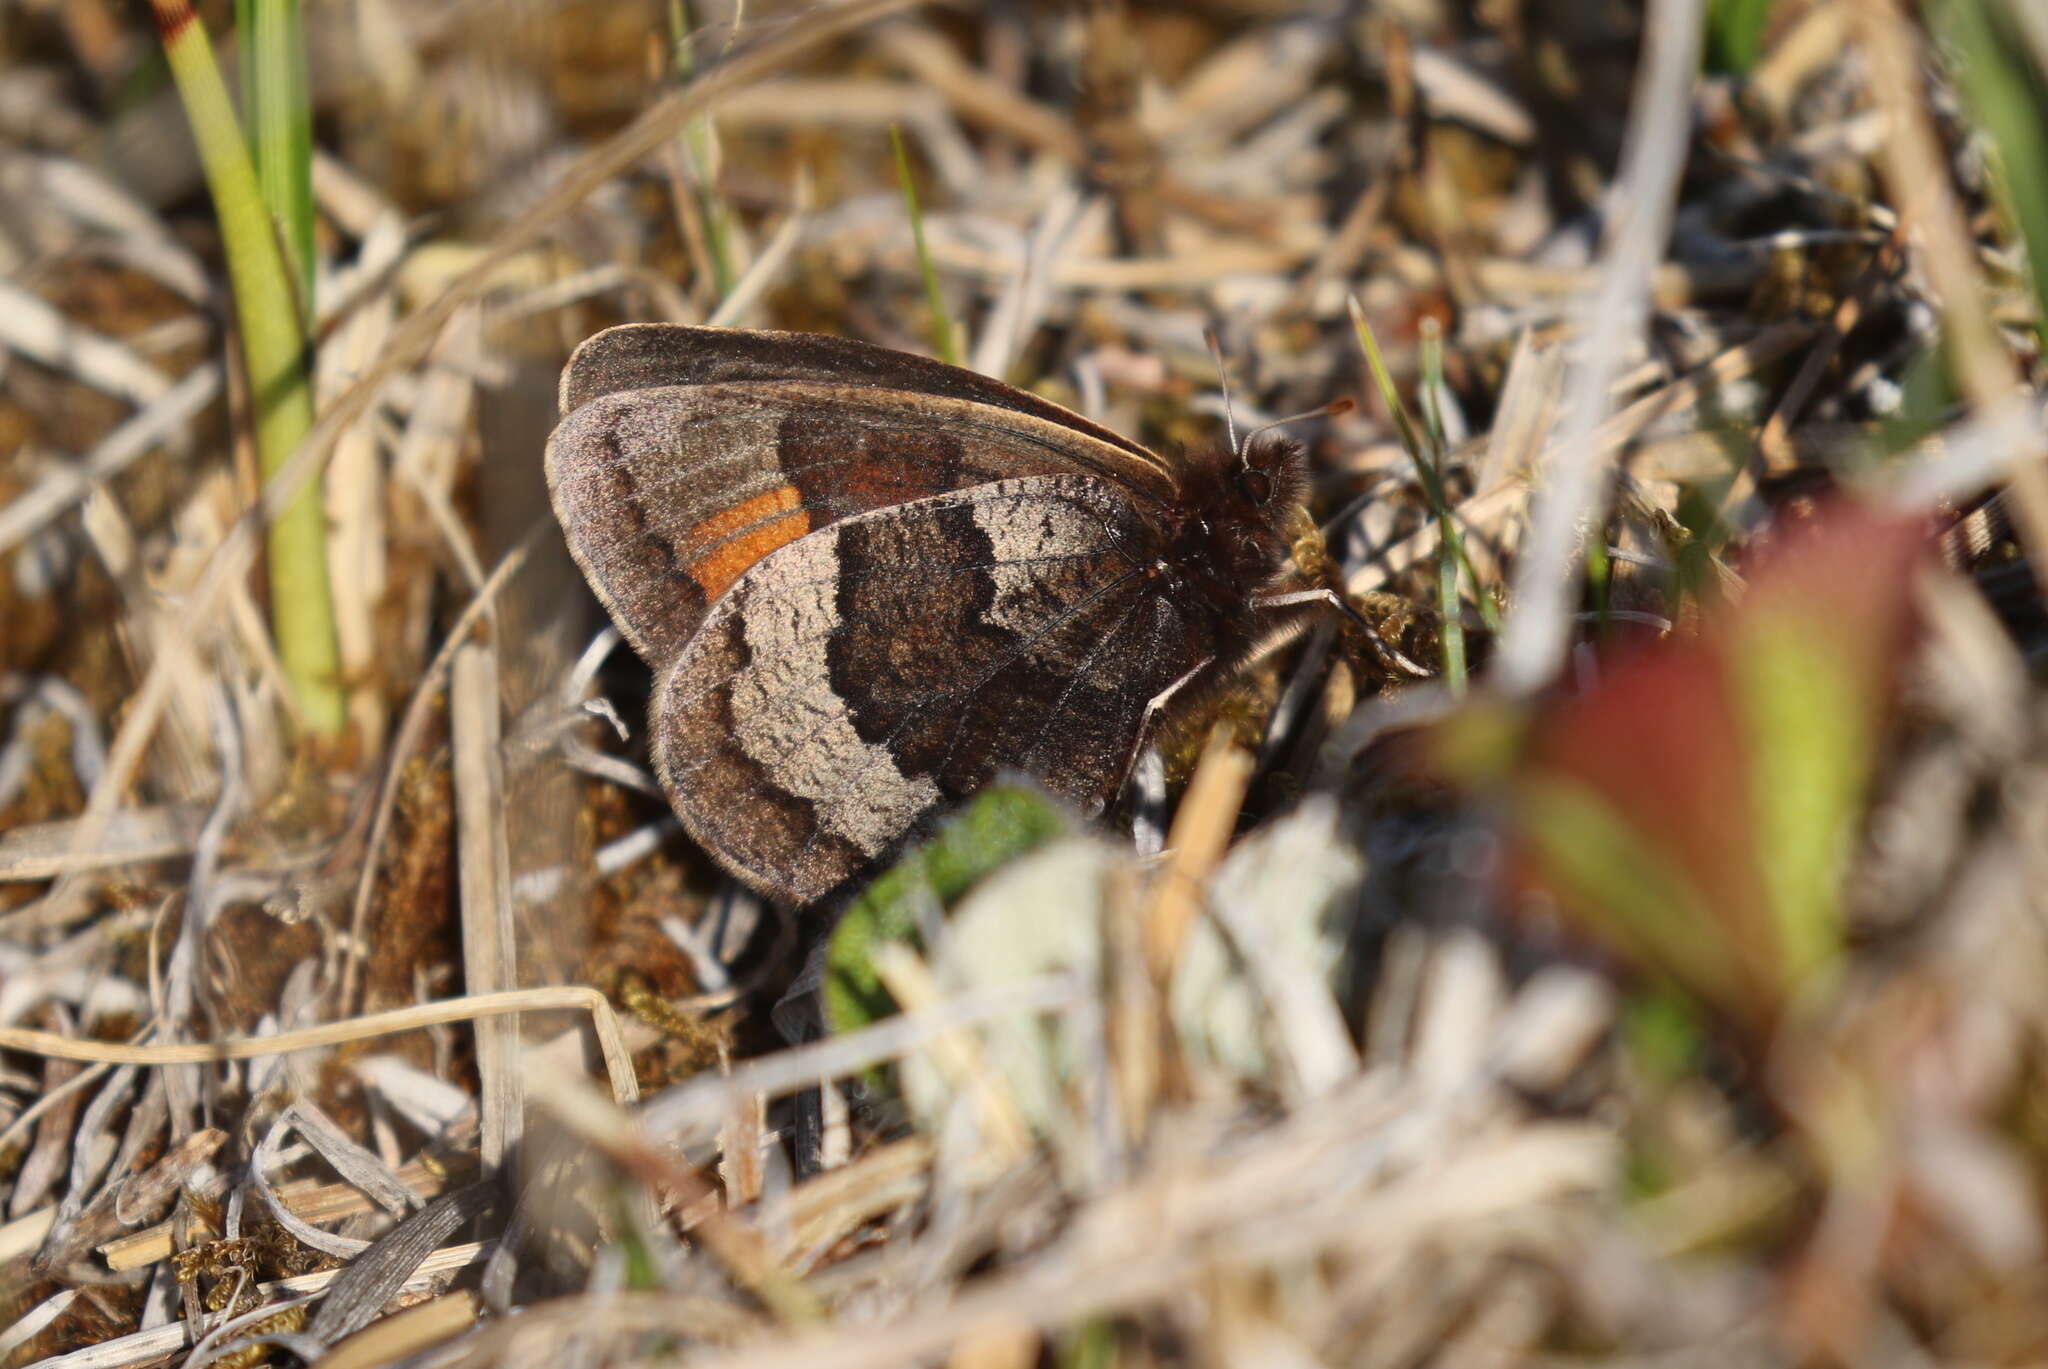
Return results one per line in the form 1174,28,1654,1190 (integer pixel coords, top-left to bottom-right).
650,476,1216,904
545,381,1179,663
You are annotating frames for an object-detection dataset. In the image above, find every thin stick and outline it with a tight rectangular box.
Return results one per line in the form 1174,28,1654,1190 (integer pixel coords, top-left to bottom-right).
1855,0,2048,601
1490,0,1703,693
1142,729,1254,977
451,643,522,1172
0,988,636,1104
641,973,1085,1143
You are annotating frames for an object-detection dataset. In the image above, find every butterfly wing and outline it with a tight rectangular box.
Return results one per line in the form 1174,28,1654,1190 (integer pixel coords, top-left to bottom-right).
651,475,1218,904
560,324,1162,470
546,375,1178,663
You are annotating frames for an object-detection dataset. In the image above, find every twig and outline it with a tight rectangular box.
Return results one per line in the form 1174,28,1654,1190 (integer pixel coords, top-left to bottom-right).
641,973,1086,1146
1142,730,1254,977
0,806,204,883
451,643,522,1173
0,362,221,556
0,987,637,1104
0,278,172,405
1491,0,1704,693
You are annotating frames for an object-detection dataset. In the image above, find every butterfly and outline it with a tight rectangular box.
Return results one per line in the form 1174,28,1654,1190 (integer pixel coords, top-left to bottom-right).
546,325,1352,905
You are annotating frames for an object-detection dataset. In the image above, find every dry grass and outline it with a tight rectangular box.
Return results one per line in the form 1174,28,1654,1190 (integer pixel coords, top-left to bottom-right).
4,1,2048,1366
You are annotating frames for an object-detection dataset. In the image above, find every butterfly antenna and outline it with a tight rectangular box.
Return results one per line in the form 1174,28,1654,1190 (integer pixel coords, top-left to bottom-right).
1239,397,1355,448
1204,328,1242,458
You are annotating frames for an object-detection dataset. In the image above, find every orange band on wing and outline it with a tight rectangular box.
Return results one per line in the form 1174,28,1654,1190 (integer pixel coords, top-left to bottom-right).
686,485,812,600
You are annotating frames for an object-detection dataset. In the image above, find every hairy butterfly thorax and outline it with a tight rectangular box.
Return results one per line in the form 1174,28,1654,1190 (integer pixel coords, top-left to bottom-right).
1165,432,1310,610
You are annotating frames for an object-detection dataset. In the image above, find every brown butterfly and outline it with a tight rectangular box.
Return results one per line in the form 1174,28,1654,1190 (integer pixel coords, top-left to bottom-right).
546,325,1352,905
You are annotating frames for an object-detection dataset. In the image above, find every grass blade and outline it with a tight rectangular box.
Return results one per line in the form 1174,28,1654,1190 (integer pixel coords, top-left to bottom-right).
1348,296,1494,687
892,124,960,368
150,0,341,735
1417,321,1467,690
245,0,315,312
669,0,736,298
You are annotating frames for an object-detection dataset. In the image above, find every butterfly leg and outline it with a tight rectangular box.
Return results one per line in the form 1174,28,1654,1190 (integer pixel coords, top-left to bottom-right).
1114,654,1215,806
1255,587,1430,678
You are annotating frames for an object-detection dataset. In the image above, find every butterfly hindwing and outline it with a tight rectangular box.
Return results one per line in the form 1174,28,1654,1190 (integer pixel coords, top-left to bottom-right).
650,475,1218,904
545,377,1179,662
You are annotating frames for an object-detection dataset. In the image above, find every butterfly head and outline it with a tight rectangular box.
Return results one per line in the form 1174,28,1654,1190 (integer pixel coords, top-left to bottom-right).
1187,335,1337,592
1174,431,1309,599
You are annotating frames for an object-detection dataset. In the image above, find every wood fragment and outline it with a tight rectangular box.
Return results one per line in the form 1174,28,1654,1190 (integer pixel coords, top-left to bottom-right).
1142,730,1253,978
451,642,522,1174
315,1291,480,1369
0,806,205,881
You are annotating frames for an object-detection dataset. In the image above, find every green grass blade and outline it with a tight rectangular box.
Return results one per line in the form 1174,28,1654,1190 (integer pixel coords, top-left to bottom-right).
1416,318,1451,457
1418,321,1467,691
1705,0,1775,74
1346,294,1425,458
892,124,960,367
669,0,736,298
245,0,315,313
233,0,255,139
151,0,341,736
1349,296,1488,684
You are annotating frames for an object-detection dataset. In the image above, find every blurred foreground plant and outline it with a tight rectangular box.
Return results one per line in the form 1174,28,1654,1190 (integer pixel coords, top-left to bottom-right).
1432,504,1951,1352
1432,504,1927,1033
824,786,1072,1036
1939,0,2048,338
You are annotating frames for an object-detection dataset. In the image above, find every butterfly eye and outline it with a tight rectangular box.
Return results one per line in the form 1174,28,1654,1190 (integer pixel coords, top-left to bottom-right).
1238,468,1274,504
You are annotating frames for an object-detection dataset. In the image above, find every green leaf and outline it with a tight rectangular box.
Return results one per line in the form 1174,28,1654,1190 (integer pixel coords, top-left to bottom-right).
822,786,1071,1033
1706,0,1776,74
1516,773,1754,1022
1437,505,1923,1035
1728,616,1862,995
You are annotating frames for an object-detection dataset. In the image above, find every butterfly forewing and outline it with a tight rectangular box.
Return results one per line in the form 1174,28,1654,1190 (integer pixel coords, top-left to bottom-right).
546,380,1179,663
650,476,1214,904
560,324,1167,473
